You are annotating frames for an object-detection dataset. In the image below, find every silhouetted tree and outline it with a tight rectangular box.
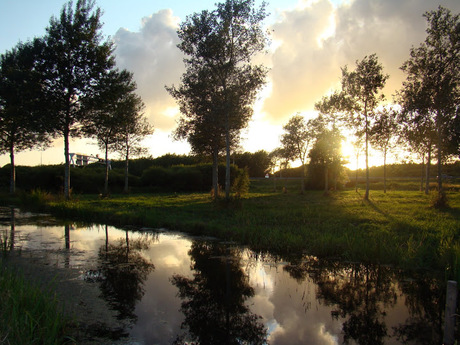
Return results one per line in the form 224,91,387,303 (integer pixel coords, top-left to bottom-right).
41,0,114,199
308,119,344,193
0,39,50,194
84,69,151,194
369,106,398,193
168,0,269,200
280,114,314,193
113,101,152,194
340,54,388,200
399,6,460,205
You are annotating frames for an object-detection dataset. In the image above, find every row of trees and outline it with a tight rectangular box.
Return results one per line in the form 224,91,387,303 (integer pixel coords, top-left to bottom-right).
0,0,153,198
276,6,459,204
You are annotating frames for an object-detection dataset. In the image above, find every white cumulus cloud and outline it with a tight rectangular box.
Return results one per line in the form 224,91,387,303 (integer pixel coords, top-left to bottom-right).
113,9,185,131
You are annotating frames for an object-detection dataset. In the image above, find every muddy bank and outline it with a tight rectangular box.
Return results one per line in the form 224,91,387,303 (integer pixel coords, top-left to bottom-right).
1,252,133,344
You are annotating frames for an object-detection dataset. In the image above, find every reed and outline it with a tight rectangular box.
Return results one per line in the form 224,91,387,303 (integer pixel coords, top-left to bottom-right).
0,264,72,345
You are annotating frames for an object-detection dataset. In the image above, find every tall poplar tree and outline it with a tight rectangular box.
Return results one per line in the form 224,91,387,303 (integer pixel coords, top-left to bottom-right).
168,0,268,200
340,54,388,200
369,106,398,194
41,0,114,199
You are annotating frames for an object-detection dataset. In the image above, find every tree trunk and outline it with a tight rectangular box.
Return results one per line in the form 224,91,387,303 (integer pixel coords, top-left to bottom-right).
212,148,219,200
124,144,129,194
383,148,387,193
324,164,329,194
425,146,431,195
436,113,443,198
355,151,359,192
104,143,109,195
225,118,231,201
9,142,15,195
64,127,71,200
301,163,306,194
420,154,425,192
364,107,370,200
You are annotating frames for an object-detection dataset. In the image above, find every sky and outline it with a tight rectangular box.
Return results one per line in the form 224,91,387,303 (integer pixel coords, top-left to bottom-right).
1,0,460,168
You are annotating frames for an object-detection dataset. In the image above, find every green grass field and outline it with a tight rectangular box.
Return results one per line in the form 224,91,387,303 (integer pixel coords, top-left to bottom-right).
11,178,457,279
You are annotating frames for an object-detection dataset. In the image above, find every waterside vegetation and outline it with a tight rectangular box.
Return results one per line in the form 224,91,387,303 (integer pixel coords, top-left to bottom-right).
0,264,72,345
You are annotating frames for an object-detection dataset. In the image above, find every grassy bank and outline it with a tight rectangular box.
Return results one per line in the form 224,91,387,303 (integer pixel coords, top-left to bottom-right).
0,263,71,345
5,179,460,278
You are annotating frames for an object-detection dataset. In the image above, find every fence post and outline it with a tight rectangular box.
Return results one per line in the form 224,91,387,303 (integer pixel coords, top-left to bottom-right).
444,280,458,345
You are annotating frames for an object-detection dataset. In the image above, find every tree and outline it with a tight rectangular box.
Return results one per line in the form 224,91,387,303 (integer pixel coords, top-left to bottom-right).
280,114,314,193
113,97,152,194
399,6,460,205
84,69,150,195
168,0,269,201
0,39,50,194
340,54,388,200
169,67,233,198
41,0,114,199
308,121,344,193
396,103,436,195
268,147,290,192
369,106,398,193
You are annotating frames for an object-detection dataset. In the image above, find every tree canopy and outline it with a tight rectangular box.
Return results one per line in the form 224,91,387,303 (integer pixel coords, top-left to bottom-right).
168,0,269,200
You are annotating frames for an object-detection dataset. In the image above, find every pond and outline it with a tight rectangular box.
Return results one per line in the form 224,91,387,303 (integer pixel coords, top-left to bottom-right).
0,207,447,344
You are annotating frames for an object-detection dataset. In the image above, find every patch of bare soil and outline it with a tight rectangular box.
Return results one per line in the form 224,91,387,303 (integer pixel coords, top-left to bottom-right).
1,252,132,345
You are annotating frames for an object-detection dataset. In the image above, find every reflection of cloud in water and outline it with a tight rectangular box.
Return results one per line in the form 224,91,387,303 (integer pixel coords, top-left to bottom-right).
247,259,275,294
146,233,191,272
246,261,344,345
162,254,181,267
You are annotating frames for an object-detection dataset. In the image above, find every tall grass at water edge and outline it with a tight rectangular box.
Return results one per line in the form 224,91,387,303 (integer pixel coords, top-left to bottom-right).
0,263,72,345
7,179,460,279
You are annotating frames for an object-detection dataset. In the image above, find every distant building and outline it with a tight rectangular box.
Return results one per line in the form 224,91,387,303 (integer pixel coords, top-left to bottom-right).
69,153,111,169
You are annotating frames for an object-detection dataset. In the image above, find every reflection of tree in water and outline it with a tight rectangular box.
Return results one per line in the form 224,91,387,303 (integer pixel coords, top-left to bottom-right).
284,258,447,345
392,274,444,344
285,259,397,345
171,241,267,345
0,208,16,252
97,228,156,323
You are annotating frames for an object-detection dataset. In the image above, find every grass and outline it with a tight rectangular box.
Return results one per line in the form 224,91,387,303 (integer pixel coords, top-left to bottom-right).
4,179,460,278
0,263,72,345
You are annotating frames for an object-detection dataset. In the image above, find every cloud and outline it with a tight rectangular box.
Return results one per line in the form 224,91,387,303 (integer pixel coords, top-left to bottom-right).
262,0,460,125
113,9,184,132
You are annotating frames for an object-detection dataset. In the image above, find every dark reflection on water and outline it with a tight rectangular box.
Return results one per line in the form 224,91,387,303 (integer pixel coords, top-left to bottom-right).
171,241,267,345
0,208,450,344
97,226,156,323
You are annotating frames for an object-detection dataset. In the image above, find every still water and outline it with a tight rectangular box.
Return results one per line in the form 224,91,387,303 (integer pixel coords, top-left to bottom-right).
0,207,446,344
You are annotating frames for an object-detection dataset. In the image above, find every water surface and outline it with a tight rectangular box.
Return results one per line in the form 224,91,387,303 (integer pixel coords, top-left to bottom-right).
0,208,445,344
